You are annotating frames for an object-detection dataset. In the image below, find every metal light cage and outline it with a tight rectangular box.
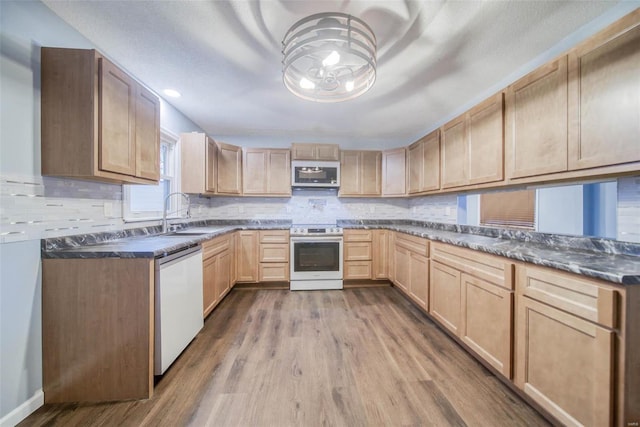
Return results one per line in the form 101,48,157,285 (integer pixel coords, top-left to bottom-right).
282,12,377,102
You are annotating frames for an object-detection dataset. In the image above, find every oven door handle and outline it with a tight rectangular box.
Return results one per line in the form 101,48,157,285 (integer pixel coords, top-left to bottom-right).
290,236,343,243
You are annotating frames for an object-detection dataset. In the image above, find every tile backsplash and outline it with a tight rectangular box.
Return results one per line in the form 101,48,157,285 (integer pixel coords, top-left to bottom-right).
1,173,638,243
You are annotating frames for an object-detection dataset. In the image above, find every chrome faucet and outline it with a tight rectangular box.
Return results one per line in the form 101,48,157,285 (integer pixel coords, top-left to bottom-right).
162,192,190,233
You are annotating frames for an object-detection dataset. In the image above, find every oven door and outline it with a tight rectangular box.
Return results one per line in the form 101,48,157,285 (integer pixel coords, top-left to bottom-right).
290,236,343,281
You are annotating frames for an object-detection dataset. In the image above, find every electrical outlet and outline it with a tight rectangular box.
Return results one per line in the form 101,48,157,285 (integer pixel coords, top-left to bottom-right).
369,205,375,213
445,206,451,216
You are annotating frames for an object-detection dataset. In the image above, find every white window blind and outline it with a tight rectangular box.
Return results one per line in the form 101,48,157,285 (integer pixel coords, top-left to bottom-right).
480,189,536,229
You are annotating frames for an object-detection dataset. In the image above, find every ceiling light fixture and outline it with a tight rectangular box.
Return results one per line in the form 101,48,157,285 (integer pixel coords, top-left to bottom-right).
163,88,181,98
282,12,377,103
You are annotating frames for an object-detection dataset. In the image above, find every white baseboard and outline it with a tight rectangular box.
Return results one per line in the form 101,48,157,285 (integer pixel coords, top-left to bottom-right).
0,390,44,427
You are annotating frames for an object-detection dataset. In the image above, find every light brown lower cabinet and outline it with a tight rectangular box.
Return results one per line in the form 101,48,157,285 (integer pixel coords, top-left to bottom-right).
202,234,233,317
392,232,429,309
429,243,514,378
237,230,290,283
344,229,373,280
513,264,635,427
258,230,289,282
42,257,154,403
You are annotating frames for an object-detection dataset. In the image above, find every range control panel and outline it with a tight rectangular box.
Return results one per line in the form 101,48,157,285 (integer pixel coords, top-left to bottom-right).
290,225,343,236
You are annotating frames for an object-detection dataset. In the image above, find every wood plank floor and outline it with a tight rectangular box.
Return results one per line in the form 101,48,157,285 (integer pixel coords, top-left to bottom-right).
21,287,549,426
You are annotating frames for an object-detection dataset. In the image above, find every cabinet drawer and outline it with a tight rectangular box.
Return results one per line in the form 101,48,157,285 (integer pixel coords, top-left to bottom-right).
202,235,230,259
260,244,289,263
431,243,513,289
517,264,617,328
259,263,289,282
395,233,429,257
259,230,289,243
344,261,372,280
344,229,373,242
344,242,372,261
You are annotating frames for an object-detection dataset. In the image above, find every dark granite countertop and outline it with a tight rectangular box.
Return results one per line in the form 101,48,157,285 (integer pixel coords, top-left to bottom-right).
42,219,640,285
339,220,640,285
42,220,291,259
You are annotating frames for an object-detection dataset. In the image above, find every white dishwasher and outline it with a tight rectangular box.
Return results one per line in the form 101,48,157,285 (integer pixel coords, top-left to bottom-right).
154,245,203,375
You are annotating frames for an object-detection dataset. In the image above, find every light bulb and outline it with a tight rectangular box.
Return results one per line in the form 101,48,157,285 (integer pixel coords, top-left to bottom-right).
345,80,355,92
322,51,340,67
300,78,315,89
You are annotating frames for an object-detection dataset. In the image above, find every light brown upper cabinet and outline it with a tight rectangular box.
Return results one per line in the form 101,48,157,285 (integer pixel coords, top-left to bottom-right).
291,143,340,161
242,148,291,196
567,11,640,170
216,142,243,195
41,48,160,184
441,92,504,189
339,150,382,196
505,57,569,179
181,133,217,195
408,129,441,194
382,147,407,196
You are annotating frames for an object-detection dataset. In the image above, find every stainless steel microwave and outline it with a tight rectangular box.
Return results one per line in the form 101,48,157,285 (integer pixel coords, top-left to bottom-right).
291,161,340,188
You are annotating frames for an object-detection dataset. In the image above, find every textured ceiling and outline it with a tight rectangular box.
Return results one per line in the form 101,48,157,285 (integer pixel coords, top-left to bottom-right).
42,1,623,148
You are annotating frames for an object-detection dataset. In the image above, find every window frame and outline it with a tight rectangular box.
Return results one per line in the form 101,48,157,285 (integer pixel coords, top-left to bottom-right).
122,129,181,222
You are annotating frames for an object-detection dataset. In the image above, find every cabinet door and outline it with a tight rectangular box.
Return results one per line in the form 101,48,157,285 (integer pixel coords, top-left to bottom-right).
429,261,461,335
205,138,217,193
236,231,258,282
243,149,267,194
568,17,640,170
360,151,382,195
409,253,429,310
407,140,423,194
506,57,568,178
387,232,396,283
216,251,231,301
99,58,136,176
134,85,160,181
267,150,292,195
393,245,410,292
315,144,340,161
422,130,441,191
516,296,613,427
291,143,317,160
372,230,389,279
339,151,362,195
441,116,468,189
382,148,406,196
180,133,206,194
468,93,504,185
461,274,513,378
203,256,217,317
217,142,242,194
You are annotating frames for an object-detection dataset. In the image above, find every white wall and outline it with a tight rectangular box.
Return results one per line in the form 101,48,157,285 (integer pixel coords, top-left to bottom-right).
0,1,203,424
536,185,584,235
